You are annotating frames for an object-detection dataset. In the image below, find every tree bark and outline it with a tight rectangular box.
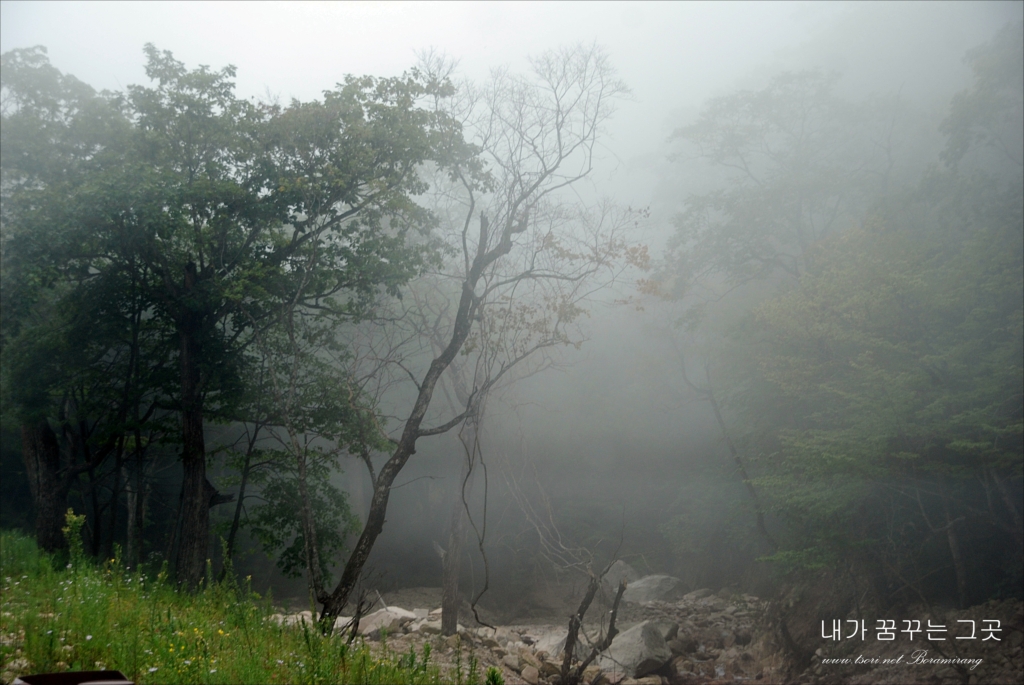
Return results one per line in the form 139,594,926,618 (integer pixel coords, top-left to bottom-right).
220,455,252,578
104,449,123,560
124,446,150,569
296,442,327,601
21,420,69,552
703,365,777,553
319,218,492,630
175,262,209,588
944,501,970,609
441,460,475,635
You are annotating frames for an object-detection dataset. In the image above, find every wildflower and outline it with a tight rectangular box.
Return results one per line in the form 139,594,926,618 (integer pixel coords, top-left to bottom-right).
184,660,191,665
148,667,158,673
210,669,217,674
85,635,92,641
277,660,283,665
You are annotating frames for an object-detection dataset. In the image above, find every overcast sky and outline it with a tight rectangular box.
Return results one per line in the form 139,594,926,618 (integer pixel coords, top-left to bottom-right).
3,1,1020,210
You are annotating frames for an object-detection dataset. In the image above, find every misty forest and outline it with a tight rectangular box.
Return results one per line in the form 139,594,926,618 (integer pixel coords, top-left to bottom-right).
0,6,1021,685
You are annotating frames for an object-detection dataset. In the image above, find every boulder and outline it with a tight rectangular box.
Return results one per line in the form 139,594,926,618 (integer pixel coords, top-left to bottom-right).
603,559,640,591
651,621,678,642
503,653,521,672
528,626,585,659
539,660,561,677
411,618,441,634
359,606,417,635
622,575,682,604
682,588,714,601
521,665,540,685
595,620,672,679
533,627,568,657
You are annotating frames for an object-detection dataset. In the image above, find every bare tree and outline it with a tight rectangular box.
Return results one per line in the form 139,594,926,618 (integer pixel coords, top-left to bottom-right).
502,461,628,685
317,44,638,631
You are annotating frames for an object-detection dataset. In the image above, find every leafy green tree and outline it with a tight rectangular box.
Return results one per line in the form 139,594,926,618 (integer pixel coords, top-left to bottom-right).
941,20,1023,173
748,177,1022,601
662,70,912,325
2,45,465,586
1,47,159,553
246,447,360,586
649,22,1022,608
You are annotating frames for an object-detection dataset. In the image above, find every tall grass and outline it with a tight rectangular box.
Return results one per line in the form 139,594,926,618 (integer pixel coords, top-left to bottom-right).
0,517,449,684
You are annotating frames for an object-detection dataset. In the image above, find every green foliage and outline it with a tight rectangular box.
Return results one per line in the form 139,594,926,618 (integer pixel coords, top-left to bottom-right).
1,43,469,581
665,70,898,308
61,509,87,571
941,21,1023,171
741,169,1023,587
658,25,1023,601
485,666,505,685
0,529,448,684
246,452,360,583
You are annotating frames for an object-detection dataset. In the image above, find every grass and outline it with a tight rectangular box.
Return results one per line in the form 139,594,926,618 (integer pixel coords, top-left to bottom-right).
0,515,461,685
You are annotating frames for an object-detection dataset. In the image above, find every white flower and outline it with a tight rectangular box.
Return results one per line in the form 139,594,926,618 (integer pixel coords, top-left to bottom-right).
85,635,93,641
209,669,217,674
276,660,283,665
148,667,158,673
184,660,191,665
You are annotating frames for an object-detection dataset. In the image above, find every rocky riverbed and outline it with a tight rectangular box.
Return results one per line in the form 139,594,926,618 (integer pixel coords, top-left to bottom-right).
267,577,1023,685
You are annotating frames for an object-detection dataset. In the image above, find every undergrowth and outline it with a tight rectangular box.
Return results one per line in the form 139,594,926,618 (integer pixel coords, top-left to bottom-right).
0,515,452,684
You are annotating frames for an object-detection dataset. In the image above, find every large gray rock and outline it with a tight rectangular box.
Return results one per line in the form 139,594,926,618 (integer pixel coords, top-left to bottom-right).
622,575,682,604
358,606,417,635
532,626,589,655
603,559,640,591
595,620,672,678
533,628,569,657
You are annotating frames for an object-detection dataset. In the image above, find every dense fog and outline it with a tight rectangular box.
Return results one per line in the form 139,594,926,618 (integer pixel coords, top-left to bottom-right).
2,2,1021,661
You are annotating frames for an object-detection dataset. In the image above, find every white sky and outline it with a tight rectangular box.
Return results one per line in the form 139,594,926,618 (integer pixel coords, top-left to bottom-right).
2,1,1020,210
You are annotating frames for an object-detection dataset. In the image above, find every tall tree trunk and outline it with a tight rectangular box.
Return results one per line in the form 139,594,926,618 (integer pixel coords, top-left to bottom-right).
104,449,123,560
295,441,326,601
21,420,68,552
175,262,209,588
124,450,148,569
702,365,777,553
318,211,514,631
221,458,251,578
442,435,477,636
944,501,970,609
86,463,103,555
